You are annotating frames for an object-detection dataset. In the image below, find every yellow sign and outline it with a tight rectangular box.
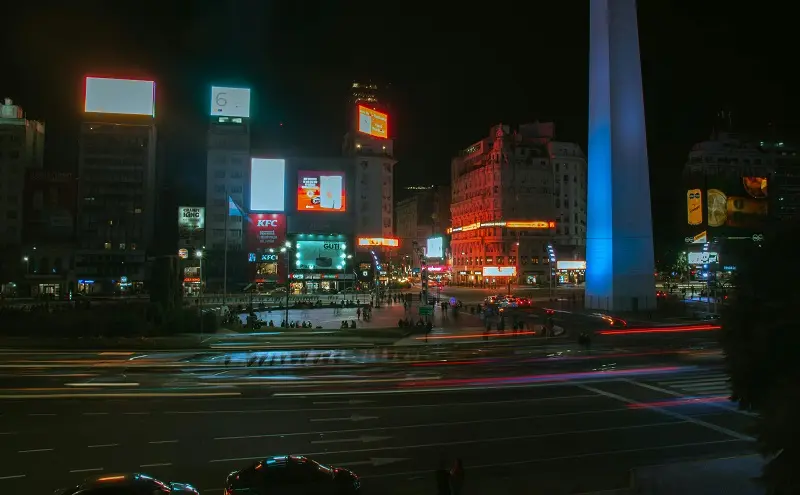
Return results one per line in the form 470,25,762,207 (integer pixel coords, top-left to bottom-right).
687,189,702,226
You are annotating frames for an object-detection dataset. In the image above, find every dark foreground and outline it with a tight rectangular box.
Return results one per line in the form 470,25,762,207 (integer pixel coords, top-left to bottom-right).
0,358,754,494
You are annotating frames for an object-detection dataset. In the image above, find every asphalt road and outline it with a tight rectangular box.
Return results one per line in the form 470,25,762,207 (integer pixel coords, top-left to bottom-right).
0,349,753,494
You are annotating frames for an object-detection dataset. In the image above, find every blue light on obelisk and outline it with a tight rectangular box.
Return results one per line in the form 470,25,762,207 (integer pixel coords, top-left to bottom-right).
585,0,656,311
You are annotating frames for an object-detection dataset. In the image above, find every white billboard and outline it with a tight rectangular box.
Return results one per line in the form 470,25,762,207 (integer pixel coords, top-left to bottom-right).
211,86,251,118
483,266,517,277
178,206,205,236
84,77,155,116
295,240,347,270
426,236,444,258
688,251,718,265
250,158,286,212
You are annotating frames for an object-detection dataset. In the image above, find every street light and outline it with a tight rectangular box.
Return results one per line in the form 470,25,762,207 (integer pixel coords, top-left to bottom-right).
280,241,292,325
195,250,204,295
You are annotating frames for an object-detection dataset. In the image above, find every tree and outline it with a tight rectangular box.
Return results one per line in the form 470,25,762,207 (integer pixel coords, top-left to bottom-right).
672,251,689,283
721,221,800,494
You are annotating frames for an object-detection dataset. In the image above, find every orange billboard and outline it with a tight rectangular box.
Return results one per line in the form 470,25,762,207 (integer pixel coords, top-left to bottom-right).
358,237,399,247
297,171,346,212
357,105,388,138
687,189,702,226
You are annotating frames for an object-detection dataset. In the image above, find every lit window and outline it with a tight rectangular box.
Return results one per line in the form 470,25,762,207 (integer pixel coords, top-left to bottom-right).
119,243,126,250
131,243,137,250
104,242,111,250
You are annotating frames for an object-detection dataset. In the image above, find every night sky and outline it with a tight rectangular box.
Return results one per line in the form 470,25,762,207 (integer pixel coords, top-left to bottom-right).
2,1,796,250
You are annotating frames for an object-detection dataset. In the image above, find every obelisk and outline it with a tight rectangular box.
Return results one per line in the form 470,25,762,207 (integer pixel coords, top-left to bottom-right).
585,0,656,311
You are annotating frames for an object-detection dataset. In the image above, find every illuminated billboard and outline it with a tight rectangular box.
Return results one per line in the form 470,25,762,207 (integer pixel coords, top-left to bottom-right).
210,86,251,118
358,237,399,247
483,266,517,277
688,252,718,265
250,159,286,212
246,213,286,252
295,240,348,270
687,189,702,226
357,105,388,139
426,236,444,258
298,171,346,212
557,261,587,270
84,77,155,116
178,206,205,237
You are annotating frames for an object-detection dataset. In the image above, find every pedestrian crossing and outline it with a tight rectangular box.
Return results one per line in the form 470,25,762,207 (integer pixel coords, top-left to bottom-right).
651,370,731,397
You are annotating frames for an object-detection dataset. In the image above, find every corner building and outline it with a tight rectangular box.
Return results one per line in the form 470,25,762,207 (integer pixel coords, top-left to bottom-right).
450,123,586,286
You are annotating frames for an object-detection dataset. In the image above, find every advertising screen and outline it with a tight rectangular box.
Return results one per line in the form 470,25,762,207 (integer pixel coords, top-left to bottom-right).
688,252,719,265
210,86,251,118
23,170,77,243
358,237,399,247
295,240,347,270
84,77,155,116
250,158,286,212
426,236,444,258
246,213,286,252
557,261,587,270
297,171,346,212
483,266,517,277
357,105,388,139
687,189,702,226
178,206,205,237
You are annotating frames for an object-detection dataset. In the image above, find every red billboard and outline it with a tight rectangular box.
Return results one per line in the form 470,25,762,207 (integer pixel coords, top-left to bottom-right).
247,213,286,252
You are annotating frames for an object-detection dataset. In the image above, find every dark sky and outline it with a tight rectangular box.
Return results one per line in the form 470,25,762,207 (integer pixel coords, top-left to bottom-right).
2,1,796,247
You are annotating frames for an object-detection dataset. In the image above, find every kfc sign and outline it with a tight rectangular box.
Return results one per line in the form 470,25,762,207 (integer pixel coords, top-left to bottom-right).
247,213,286,251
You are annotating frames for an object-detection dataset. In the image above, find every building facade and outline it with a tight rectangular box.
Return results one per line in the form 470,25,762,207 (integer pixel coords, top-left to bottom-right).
76,120,156,294
0,98,45,246
395,185,451,263
450,123,585,286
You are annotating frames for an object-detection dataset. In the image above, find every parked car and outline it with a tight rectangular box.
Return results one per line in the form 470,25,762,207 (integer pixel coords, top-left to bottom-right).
55,473,199,495
226,455,360,495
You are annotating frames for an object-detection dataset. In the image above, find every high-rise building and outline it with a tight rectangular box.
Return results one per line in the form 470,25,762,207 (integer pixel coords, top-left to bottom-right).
205,86,252,289
449,123,585,286
76,77,157,294
0,98,45,246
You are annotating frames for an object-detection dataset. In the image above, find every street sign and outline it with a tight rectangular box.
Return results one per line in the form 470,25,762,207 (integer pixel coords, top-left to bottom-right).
418,305,434,316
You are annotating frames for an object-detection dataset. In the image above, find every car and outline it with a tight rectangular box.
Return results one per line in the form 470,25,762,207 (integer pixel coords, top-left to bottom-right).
226,455,360,495
656,290,667,299
55,473,199,495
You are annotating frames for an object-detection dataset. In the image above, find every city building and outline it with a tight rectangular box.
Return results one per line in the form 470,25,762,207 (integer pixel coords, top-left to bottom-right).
205,86,252,289
76,77,158,294
682,130,798,275
449,123,585,286
21,170,78,299
395,185,451,263
0,98,45,246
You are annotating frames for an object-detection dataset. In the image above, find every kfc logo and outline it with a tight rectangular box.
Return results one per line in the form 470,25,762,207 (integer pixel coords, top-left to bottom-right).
257,219,279,227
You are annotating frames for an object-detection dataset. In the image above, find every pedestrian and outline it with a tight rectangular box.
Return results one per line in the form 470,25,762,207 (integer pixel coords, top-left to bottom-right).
450,458,464,495
435,458,451,495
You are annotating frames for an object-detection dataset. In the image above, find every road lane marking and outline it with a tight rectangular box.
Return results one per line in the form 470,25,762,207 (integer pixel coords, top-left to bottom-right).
311,435,391,445
140,463,172,468
28,413,56,416
623,378,754,417
88,444,118,448
149,440,179,444
0,475,25,480
214,406,634,441
66,383,140,387
310,414,378,423
208,419,685,463
70,468,103,473
0,392,241,400
359,439,746,480
83,412,109,416
577,384,754,442
169,393,601,415
0,432,16,435
123,412,149,415
18,448,54,453
273,381,614,396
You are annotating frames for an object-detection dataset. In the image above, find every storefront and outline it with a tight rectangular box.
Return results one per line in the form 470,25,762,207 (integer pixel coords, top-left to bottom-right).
183,266,202,296
555,260,586,285
289,273,355,293
287,234,355,293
